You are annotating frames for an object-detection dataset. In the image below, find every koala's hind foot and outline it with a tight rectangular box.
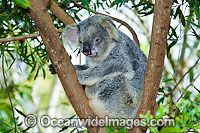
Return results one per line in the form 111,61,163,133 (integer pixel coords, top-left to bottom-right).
125,92,139,109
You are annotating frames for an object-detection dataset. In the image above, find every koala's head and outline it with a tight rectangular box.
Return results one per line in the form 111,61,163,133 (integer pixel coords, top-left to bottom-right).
62,15,119,57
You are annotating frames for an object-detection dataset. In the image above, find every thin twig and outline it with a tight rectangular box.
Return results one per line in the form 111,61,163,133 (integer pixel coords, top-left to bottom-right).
11,82,19,92
71,0,140,46
193,85,200,93
0,29,64,43
2,44,17,133
0,33,39,43
176,73,200,103
167,57,200,95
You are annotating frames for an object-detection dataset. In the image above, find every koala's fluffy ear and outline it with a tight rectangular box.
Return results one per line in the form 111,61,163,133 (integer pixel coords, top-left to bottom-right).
62,24,79,48
99,16,119,40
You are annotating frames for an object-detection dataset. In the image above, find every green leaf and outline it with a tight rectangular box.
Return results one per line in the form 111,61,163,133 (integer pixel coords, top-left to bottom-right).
197,50,200,58
194,0,200,21
189,69,194,83
160,127,184,133
42,68,46,79
187,107,200,117
190,25,200,40
81,0,91,14
15,108,26,117
4,129,13,133
155,106,165,119
178,8,185,26
59,126,69,132
139,110,153,119
157,97,164,105
110,0,129,7
167,41,177,57
0,121,11,127
110,1,118,7
162,78,174,82
105,126,116,133
21,127,31,132
18,121,23,126
34,67,40,80
81,0,89,5
116,0,129,2
12,0,31,9
186,20,200,28
173,0,178,4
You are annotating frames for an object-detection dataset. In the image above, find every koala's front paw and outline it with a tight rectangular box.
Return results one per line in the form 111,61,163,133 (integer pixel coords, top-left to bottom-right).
48,64,57,75
78,77,99,86
125,70,135,80
77,72,99,86
48,55,72,75
126,93,138,109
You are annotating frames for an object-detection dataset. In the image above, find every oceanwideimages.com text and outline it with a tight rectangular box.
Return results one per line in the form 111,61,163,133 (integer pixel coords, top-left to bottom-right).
24,114,175,129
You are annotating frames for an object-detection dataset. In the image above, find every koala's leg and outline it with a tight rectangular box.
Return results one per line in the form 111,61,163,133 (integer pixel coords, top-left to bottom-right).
86,73,139,118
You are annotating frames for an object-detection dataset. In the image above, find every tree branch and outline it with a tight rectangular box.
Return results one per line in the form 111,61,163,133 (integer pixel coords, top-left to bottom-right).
49,0,75,25
0,33,38,43
0,29,64,43
131,0,173,132
27,0,98,132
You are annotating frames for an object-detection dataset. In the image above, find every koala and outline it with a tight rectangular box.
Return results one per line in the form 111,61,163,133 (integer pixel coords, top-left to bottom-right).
61,15,147,119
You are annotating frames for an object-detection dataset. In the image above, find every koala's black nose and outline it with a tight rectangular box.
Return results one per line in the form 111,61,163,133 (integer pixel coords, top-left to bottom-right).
83,42,91,55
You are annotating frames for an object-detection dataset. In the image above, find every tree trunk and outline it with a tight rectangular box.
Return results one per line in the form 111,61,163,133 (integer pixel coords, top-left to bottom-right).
130,0,173,132
27,0,100,132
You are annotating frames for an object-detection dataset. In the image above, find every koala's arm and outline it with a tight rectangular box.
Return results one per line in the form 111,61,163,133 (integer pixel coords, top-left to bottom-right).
77,60,135,86
48,64,89,75
73,65,89,71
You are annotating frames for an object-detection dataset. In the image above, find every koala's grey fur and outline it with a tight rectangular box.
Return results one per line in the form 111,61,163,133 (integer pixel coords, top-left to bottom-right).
62,15,147,119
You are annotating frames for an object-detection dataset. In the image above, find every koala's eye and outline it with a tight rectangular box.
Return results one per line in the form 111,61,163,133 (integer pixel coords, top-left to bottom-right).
94,37,101,43
79,40,82,44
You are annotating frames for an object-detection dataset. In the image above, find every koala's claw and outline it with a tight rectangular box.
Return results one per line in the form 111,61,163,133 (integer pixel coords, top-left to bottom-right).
48,55,72,75
48,64,57,75
126,94,138,109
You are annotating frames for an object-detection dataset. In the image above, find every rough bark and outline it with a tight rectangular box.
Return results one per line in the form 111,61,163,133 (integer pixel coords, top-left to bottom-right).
130,0,173,132
27,0,99,132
